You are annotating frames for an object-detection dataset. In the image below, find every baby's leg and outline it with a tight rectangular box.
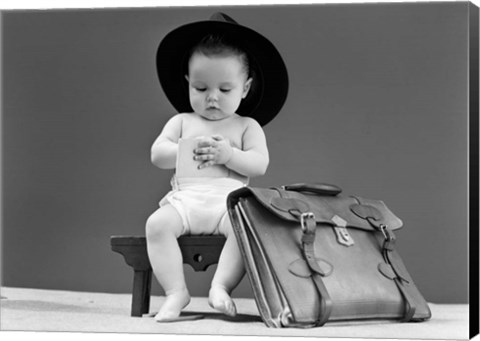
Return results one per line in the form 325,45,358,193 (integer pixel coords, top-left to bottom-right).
208,216,245,317
146,205,189,321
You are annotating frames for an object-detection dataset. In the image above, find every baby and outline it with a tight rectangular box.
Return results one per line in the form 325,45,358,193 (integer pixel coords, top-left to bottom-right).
146,13,288,322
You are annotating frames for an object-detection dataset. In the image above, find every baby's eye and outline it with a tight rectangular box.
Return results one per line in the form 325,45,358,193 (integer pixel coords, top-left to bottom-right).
220,89,231,93
194,87,206,92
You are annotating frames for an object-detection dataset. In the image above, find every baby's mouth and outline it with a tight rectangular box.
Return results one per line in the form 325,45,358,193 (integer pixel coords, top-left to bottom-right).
202,106,226,120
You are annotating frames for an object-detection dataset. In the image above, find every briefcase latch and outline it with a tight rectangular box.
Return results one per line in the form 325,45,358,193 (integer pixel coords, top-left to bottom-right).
332,215,354,247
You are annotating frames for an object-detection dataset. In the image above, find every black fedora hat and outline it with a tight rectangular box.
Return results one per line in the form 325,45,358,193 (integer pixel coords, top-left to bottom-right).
156,12,289,127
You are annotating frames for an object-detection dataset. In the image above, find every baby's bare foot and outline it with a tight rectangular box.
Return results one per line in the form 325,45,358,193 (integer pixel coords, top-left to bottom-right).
208,285,237,317
155,288,191,322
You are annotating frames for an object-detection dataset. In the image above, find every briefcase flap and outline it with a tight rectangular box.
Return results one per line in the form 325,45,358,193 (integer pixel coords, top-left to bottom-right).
228,187,403,231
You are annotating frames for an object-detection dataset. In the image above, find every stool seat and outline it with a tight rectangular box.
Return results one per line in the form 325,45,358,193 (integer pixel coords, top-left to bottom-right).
110,235,226,317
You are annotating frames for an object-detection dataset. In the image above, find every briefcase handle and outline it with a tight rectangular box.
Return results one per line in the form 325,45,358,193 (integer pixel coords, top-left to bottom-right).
283,183,342,196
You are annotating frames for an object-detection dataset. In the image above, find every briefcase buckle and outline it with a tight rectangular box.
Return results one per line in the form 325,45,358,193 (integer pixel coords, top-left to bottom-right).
300,212,316,233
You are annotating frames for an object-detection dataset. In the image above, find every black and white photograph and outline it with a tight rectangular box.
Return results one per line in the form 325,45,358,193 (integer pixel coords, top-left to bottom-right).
1,1,478,340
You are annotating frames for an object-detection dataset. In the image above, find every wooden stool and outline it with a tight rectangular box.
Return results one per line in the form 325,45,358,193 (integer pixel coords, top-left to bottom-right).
110,235,226,317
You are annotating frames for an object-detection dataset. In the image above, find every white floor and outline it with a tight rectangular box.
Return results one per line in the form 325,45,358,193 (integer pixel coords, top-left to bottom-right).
0,286,471,340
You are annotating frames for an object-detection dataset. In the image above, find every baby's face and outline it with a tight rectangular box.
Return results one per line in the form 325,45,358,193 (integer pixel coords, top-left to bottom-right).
186,53,252,121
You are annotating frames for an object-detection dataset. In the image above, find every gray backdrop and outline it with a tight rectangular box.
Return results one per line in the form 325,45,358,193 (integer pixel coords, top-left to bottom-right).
1,2,473,303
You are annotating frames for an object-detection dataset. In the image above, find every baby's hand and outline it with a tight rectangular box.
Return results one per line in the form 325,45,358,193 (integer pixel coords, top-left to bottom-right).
194,135,233,169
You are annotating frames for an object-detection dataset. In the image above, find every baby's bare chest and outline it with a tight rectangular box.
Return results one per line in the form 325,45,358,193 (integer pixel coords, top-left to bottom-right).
181,117,246,148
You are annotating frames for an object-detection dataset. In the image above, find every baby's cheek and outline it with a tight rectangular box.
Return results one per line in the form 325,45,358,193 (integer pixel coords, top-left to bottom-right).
223,99,242,115
190,96,204,113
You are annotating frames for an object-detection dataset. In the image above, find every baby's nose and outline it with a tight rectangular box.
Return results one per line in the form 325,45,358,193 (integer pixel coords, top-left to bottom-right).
206,90,219,101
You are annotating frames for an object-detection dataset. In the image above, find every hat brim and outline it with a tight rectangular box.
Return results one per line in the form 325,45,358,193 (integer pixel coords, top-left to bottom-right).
156,19,288,126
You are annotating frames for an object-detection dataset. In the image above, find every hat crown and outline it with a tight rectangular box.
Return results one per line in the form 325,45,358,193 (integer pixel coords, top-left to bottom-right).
157,12,289,126
209,12,238,24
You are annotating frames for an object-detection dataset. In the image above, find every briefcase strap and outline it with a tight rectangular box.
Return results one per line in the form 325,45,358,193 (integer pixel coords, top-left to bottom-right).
394,277,417,321
380,225,420,320
299,212,333,326
381,240,417,321
352,196,418,321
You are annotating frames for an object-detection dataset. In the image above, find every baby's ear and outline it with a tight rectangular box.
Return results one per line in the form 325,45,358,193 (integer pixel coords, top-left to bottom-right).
185,75,190,82
242,78,253,98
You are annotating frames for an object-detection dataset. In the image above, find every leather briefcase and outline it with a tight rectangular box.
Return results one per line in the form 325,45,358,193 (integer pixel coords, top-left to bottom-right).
227,183,431,328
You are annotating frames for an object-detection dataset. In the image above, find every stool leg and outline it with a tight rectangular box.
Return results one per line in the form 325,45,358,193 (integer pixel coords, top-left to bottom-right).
131,269,152,317
143,269,152,315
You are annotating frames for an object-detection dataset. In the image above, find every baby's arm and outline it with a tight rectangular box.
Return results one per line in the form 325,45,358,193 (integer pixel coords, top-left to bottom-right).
195,119,269,177
151,114,183,169
227,120,269,177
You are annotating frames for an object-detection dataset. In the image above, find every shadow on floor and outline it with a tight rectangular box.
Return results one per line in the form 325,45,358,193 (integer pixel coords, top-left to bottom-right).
144,311,263,324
